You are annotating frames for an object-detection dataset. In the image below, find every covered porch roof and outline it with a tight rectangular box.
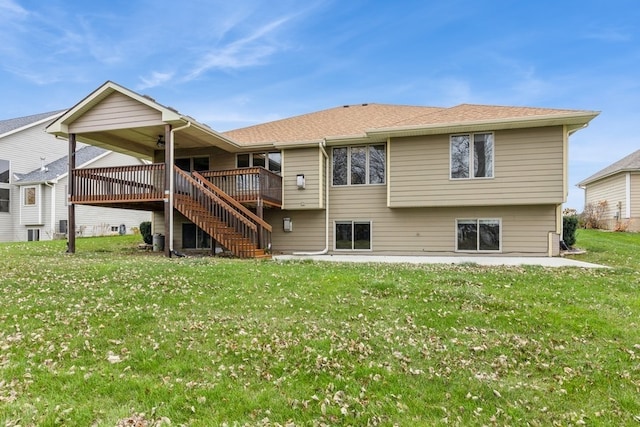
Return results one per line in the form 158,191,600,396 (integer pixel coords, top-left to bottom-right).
46,81,261,159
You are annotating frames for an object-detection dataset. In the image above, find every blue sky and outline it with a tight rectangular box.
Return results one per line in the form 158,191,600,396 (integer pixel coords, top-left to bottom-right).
1,0,639,209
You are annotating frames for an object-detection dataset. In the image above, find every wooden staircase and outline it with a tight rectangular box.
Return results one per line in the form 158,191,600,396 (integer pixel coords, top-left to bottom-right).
173,168,272,259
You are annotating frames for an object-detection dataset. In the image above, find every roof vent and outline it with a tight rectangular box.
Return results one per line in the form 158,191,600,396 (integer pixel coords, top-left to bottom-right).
343,105,350,108
142,94,156,102
362,103,369,106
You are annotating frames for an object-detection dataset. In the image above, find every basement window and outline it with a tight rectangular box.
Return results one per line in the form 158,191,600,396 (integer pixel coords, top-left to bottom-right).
456,218,501,252
335,221,372,251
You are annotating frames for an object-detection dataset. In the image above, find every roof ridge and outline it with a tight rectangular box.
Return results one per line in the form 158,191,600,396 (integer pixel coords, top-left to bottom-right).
578,148,640,186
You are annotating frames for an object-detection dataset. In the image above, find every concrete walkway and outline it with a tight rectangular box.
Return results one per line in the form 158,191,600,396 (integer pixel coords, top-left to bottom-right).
273,254,607,268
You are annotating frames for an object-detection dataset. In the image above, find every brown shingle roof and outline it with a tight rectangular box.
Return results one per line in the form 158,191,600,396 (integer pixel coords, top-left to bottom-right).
223,104,444,144
223,102,597,145
391,104,593,127
578,149,640,187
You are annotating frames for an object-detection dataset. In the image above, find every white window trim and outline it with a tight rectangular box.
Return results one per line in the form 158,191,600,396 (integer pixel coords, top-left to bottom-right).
449,133,495,180
23,186,37,206
331,144,386,187
455,218,502,253
27,228,40,241
334,220,373,251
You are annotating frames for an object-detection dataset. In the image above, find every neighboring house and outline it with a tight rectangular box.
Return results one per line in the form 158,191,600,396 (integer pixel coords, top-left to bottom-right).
577,149,640,231
46,81,599,258
0,110,150,242
14,146,151,240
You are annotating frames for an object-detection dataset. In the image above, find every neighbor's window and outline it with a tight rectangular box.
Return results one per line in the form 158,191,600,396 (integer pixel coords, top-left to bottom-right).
335,221,371,250
27,229,40,242
456,219,501,252
0,188,9,213
237,152,282,174
24,187,36,206
0,159,9,213
332,144,386,186
450,133,494,179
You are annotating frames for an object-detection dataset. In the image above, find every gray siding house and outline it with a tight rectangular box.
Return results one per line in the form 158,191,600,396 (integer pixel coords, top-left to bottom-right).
0,111,149,242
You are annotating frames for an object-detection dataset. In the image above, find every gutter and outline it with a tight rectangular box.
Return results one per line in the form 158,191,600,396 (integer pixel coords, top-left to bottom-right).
168,121,192,253
293,140,330,255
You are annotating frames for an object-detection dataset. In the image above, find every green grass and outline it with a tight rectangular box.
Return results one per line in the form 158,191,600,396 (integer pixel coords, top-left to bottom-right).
0,230,639,426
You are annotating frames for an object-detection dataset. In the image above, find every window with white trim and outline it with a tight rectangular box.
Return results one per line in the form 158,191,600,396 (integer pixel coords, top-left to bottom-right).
456,219,501,252
27,229,40,242
450,133,494,179
332,145,385,186
23,186,36,206
335,221,371,250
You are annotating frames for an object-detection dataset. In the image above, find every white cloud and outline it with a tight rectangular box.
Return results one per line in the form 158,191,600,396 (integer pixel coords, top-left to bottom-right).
0,0,27,18
137,71,175,90
186,16,292,80
582,28,632,42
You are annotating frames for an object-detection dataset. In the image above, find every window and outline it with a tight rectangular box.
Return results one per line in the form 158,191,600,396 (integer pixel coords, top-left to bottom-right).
236,152,282,174
0,189,8,213
182,223,211,249
27,229,40,242
335,221,371,250
0,159,9,213
450,133,494,179
176,156,210,172
456,219,501,252
24,187,36,206
332,144,386,186
0,159,9,184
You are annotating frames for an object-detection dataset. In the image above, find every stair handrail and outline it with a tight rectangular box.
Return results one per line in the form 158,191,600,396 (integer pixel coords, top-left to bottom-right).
192,171,272,232
174,167,257,231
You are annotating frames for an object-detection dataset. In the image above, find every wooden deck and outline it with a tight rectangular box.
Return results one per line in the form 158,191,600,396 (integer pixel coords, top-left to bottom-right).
70,164,282,210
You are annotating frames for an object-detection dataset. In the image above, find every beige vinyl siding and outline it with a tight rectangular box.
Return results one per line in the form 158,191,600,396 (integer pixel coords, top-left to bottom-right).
389,126,565,207
266,209,326,252
584,173,626,228
272,183,556,256
69,92,164,133
282,147,322,210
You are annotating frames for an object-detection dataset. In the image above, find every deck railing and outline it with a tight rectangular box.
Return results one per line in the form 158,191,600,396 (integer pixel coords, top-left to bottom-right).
199,167,282,206
71,164,282,208
72,163,165,203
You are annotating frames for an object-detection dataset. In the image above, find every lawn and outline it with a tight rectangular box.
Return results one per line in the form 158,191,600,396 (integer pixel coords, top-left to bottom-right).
0,230,639,426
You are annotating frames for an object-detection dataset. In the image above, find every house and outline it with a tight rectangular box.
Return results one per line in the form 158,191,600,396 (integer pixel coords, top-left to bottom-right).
0,110,149,242
14,146,151,240
577,149,640,231
46,81,599,258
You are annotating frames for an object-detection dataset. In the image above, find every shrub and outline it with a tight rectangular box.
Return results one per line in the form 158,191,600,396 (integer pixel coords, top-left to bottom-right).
581,200,608,229
563,215,579,248
139,221,152,244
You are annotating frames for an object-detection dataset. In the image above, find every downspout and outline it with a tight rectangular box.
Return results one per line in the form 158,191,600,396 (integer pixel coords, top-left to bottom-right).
293,140,330,255
44,181,55,238
168,121,192,253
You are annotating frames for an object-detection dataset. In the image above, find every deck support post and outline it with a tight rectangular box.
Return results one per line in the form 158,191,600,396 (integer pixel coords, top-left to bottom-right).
163,124,172,257
67,133,76,254
257,198,264,250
